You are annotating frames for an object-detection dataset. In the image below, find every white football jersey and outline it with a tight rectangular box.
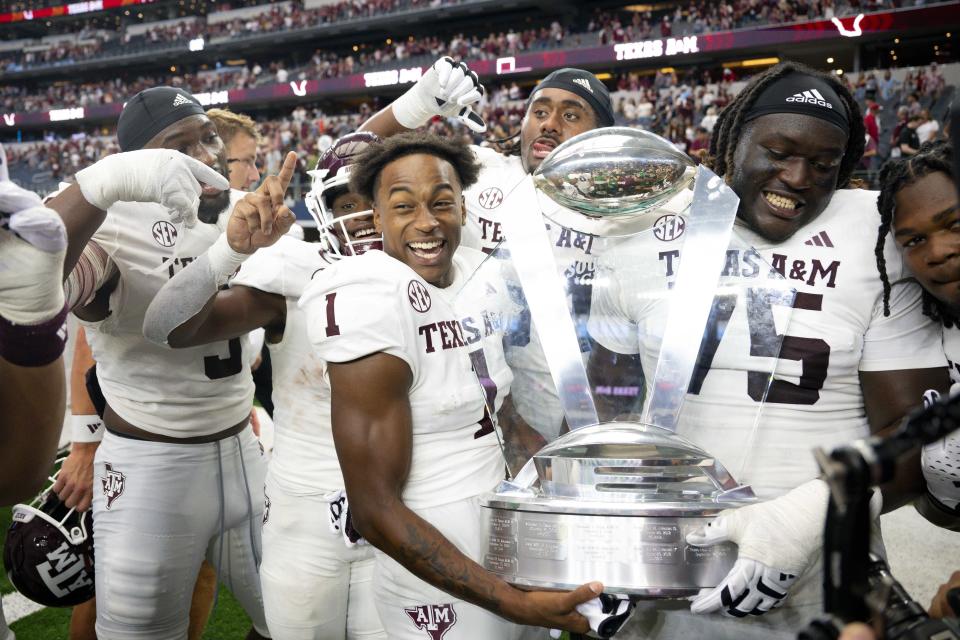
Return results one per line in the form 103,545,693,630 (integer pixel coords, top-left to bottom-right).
589,188,946,498
73,191,256,438
300,247,511,510
230,236,341,495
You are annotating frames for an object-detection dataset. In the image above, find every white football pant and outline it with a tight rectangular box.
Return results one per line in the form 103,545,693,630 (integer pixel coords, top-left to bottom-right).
91,428,268,640
260,470,385,640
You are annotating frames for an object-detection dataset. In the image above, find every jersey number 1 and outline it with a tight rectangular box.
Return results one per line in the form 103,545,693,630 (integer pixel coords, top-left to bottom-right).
469,349,498,440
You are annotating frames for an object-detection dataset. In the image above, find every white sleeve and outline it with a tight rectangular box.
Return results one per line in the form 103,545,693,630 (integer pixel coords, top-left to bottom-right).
587,256,640,355
301,266,415,372
230,236,320,299
230,247,289,297
860,280,947,372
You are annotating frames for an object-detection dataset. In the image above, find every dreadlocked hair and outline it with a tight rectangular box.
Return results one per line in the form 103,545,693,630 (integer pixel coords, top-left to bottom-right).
875,139,957,326
706,60,865,190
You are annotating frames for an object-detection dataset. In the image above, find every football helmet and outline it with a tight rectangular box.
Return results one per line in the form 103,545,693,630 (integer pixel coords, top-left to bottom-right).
4,462,95,607
306,132,382,258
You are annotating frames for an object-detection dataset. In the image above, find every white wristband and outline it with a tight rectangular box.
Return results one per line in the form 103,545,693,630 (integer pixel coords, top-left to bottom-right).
207,234,249,287
391,87,436,130
71,414,104,443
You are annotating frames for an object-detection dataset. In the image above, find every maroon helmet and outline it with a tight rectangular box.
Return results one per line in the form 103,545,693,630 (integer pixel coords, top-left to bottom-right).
4,467,95,607
306,132,382,258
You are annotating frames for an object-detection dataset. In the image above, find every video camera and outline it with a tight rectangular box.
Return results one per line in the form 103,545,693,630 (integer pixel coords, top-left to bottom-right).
799,391,960,640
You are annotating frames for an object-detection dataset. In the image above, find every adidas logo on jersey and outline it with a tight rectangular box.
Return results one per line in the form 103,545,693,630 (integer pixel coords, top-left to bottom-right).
572,77,594,93
786,89,833,109
804,231,834,248
172,93,192,107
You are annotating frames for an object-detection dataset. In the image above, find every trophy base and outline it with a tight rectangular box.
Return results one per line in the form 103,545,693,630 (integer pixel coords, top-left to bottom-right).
480,501,737,597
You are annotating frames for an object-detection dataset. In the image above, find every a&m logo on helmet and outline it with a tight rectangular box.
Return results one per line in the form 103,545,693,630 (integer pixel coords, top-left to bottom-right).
152,220,178,247
407,280,432,313
404,604,457,639
653,214,685,242
36,541,93,600
477,187,503,210
101,463,125,510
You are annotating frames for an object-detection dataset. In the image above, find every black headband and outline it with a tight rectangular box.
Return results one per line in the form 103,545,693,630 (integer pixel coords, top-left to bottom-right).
529,68,615,128
743,72,850,136
118,87,206,152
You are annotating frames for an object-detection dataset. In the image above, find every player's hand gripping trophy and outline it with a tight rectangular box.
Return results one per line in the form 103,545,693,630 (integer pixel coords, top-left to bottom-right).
453,128,801,637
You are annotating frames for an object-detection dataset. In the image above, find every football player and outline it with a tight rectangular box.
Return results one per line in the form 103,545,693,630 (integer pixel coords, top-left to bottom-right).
0,178,68,505
874,139,960,531
300,131,603,638
360,58,624,441
142,132,387,640
57,108,268,640
45,86,279,640
587,62,950,638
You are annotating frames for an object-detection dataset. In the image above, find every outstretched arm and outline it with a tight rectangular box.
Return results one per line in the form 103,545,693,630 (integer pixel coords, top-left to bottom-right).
359,57,486,138
328,352,599,632
143,153,297,347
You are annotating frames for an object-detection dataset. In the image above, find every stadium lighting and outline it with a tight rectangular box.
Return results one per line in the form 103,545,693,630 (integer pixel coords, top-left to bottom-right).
189,37,204,52
835,69,843,75
733,57,780,68
826,57,834,63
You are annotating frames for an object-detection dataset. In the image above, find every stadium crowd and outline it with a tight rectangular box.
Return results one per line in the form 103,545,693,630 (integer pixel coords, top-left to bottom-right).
6,60,951,195
0,0,898,74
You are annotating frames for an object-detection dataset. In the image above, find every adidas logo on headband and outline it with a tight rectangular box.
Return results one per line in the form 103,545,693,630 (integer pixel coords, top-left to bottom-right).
172,93,192,107
786,89,833,109
572,77,594,94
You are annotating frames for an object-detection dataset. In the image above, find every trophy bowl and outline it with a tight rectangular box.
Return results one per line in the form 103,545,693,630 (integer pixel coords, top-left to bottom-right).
532,127,695,237
481,422,755,597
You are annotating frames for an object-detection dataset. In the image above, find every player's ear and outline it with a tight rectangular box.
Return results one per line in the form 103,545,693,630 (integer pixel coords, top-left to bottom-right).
460,195,466,226
373,204,382,233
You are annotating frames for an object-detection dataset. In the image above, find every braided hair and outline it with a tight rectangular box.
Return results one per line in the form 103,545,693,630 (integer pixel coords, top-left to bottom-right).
706,60,865,189
875,139,956,325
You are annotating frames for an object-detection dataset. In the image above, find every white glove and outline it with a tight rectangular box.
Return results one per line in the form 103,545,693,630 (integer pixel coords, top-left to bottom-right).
0,181,66,324
75,149,229,228
327,489,368,549
392,57,487,132
576,593,636,638
686,478,831,617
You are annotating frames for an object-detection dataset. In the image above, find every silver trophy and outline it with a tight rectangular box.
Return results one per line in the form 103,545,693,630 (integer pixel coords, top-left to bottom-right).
456,128,797,596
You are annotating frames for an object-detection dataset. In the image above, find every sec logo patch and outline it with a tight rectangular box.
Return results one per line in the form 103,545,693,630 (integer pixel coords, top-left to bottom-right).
477,187,503,210
407,280,432,313
152,221,178,247
653,214,685,242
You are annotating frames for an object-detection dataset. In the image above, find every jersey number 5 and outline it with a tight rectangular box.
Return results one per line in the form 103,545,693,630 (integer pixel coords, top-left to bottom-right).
689,288,830,405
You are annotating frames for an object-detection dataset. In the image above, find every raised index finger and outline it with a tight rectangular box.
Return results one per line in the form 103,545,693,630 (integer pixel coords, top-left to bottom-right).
276,151,298,193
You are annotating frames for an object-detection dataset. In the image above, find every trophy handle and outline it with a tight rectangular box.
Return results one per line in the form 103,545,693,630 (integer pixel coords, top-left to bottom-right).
497,457,539,494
